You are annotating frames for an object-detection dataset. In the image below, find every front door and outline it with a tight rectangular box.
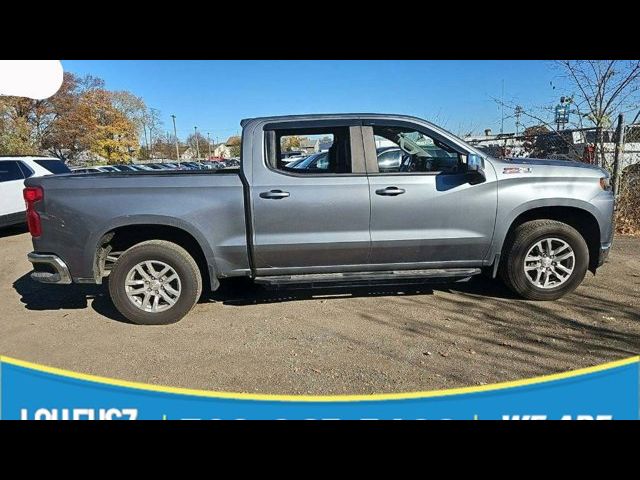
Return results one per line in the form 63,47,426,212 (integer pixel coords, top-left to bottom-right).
250,123,371,274
363,122,498,267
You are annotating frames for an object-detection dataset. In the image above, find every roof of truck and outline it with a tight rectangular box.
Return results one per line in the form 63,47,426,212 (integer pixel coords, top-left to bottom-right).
240,113,428,127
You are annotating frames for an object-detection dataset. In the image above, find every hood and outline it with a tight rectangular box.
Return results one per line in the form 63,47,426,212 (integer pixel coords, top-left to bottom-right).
502,157,609,176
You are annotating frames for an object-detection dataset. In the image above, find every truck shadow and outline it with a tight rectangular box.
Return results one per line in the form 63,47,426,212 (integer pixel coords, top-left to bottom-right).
203,275,520,306
12,273,133,324
13,272,518,323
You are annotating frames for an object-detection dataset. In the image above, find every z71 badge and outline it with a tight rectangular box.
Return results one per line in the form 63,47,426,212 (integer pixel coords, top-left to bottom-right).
503,167,532,174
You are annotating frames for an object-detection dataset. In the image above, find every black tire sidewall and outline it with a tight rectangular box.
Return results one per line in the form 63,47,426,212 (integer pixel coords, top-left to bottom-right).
109,243,200,325
505,222,589,300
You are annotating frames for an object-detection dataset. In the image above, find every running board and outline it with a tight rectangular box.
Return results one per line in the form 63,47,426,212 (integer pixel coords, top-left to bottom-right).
254,268,481,288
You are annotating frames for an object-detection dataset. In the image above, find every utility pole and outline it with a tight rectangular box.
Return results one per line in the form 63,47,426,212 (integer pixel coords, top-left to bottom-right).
194,126,201,165
207,132,212,159
142,123,149,160
612,113,625,198
500,79,505,135
171,115,180,166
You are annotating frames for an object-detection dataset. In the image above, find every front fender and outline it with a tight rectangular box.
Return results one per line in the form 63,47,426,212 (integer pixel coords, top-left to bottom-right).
486,197,604,263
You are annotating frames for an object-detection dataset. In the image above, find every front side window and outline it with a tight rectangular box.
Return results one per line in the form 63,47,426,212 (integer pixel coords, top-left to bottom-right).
0,161,24,182
373,126,461,173
266,127,352,174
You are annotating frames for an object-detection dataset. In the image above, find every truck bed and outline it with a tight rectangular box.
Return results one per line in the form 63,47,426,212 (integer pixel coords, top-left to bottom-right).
24,170,250,282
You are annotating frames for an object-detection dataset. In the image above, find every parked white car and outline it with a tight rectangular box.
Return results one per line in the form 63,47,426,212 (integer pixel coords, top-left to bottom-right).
0,156,70,228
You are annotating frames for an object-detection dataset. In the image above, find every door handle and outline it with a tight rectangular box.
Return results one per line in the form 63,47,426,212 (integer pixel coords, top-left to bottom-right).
375,186,406,196
260,189,290,199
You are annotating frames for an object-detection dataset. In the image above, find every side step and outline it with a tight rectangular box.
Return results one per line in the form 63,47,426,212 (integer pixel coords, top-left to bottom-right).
254,268,481,288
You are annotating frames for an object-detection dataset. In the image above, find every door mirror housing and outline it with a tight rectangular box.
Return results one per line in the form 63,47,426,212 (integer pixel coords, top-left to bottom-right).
465,154,486,184
467,153,484,172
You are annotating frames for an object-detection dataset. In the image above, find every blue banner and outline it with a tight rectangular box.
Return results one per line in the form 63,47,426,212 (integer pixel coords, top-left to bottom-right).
1,355,638,420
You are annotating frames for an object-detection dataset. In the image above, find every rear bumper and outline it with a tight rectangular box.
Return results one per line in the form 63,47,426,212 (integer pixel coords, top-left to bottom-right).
27,252,72,284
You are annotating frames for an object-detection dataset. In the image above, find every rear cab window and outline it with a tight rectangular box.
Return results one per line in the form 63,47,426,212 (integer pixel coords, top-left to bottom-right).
265,125,361,175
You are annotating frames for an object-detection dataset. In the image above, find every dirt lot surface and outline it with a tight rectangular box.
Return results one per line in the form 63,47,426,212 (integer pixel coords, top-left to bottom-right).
1,225,638,395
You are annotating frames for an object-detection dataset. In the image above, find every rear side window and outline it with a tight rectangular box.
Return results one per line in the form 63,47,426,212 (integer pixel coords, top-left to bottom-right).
34,159,71,174
265,127,353,174
17,161,35,178
0,161,25,182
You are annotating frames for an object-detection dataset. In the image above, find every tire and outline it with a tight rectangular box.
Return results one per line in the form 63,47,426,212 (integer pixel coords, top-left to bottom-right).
108,240,202,325
499,220,589,300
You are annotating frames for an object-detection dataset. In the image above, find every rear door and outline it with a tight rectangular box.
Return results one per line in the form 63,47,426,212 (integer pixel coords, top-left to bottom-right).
250,121,371,274
362,121,498,267
0,160,27,217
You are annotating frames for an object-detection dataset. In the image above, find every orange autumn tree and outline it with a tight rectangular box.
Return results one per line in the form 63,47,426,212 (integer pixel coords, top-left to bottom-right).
88,89,139,163
1,72,144,163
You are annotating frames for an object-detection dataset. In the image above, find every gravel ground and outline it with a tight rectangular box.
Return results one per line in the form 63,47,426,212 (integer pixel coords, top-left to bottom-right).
1,225,638,395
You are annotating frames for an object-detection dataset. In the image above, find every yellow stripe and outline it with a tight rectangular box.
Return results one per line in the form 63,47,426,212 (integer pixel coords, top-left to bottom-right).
0,355,637,403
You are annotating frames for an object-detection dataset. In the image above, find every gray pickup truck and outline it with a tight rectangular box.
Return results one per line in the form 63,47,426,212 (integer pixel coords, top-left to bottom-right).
24,114,615,325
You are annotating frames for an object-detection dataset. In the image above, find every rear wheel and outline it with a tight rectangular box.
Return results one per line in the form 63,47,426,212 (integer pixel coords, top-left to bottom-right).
108,240,202,325
500,220,589,300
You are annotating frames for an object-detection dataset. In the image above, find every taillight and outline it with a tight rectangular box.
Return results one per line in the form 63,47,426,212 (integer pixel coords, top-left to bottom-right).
23,187,43,237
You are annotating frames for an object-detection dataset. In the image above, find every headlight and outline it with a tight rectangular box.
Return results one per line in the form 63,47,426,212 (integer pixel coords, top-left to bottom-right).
599,177,612,191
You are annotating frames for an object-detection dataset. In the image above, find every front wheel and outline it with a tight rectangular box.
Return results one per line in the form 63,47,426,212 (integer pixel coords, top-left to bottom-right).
500,220,589,300
108,240,202,325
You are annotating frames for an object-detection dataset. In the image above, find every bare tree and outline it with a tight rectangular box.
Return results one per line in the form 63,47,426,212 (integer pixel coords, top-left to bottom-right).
491,96,584,159
141,107,163,159
555,60,640,169
492,61,640,171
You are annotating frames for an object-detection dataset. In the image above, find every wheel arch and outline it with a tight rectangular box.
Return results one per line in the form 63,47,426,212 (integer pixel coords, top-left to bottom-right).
494,204,601,275
89,216,220,291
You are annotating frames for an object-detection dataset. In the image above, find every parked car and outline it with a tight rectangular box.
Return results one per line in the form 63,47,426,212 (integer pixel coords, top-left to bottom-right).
181,162,206,170
281,151,304,163
71,166,124,173
162,162,184,169
205,160,226,169
24,114,614,325
71,167,103,174
143,163,169,170
288,148,401,172
94,165,121,173
285,152,328,171
131,164,154,171
1,156,70,228
112,164,139,172
281,155,307,165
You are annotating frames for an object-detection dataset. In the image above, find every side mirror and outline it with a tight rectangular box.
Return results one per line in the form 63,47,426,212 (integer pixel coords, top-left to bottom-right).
466,154,486,184
467,153,484,172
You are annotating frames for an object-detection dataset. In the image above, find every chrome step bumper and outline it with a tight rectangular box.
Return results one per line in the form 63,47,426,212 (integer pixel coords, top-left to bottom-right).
27,253,72,284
